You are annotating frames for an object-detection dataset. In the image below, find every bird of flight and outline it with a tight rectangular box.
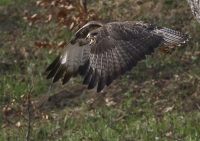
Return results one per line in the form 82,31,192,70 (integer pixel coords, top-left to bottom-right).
45,21,189,92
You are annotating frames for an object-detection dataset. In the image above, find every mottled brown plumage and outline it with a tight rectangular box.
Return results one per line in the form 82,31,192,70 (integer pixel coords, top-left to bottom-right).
46,21,189,92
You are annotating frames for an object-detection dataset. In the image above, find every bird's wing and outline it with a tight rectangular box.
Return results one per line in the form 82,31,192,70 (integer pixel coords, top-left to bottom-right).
80,21,189,92
69,21,104,44
46,21,104,84
46,39,92,84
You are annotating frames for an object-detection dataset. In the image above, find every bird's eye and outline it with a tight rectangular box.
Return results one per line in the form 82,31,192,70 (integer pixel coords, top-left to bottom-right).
91,32,98,36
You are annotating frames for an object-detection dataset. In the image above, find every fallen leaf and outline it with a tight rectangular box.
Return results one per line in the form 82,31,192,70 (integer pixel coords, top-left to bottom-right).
163,105,174,113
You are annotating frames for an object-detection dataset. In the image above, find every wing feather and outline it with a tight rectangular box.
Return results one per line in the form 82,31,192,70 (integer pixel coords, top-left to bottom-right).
114,46,127,75
63,72,73,84
46,40,91,84
116,42,135,71
46,55,60,72
106,51,114,86
87,54,99,89
46,61,61,79
111,48,121,79
53,65,66,83
82,67,94,85
97,53,107,92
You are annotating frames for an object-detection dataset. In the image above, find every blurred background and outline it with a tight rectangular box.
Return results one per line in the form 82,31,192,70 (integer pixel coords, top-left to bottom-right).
0,0,200,140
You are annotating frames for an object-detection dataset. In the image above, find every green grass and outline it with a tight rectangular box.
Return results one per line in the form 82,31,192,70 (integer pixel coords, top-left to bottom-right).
1,0,200,140
0,0,24,6
2,104,200,141
0,0,15,6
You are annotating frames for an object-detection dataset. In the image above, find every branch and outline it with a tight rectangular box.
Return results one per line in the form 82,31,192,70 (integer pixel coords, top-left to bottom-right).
80,0,87,11
26,79,34,141
187,0,200,24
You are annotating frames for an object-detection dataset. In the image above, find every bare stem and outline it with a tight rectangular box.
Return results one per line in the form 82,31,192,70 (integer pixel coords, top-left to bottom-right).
26,79,34,141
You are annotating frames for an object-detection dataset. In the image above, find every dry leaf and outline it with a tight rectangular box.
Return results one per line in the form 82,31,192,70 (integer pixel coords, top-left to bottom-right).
16,121,21,127
3,106,15,117
163,105,174,113
2,123,7,128
165,131,172,136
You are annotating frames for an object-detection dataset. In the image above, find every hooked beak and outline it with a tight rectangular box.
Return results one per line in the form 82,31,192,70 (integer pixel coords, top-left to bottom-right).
85,34,96,45
85,34,90,40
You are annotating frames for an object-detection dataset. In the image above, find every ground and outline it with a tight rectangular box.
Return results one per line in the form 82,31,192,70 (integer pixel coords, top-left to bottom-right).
1,0,200,140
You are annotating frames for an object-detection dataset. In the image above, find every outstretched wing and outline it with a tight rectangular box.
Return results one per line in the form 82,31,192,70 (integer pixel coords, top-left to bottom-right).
79,21,189,92
46,21,105,85
46,21,189,92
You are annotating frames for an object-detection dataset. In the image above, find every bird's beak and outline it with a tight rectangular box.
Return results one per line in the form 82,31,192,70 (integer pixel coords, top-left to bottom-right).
85,34,90,40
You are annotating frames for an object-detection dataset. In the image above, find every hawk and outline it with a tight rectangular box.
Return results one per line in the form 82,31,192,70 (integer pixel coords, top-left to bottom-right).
46,21,189,92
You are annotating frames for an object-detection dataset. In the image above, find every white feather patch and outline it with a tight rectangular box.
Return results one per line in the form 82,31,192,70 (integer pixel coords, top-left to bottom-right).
61,55,67,64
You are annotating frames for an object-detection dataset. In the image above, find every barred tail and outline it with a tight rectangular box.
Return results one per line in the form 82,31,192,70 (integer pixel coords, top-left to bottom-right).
153,27,189,53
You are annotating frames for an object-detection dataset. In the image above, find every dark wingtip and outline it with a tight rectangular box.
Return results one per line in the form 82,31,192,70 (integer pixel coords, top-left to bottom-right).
82,67,94,85
46,62,61,80
88,69,99,90
106,75,114,86
52,66,65,83
46,55,60,72
97,78,106,93
80,59,90,76
46,70,56,80
63,72,73,84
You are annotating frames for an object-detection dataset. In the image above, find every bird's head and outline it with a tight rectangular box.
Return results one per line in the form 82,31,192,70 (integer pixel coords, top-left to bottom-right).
86,32,98,40
86,31,98,45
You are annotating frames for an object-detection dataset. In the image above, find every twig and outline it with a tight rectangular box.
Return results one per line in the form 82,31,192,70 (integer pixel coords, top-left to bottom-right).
26,79,34,141
80,0,87,11
106,120,129,141
165,135,183,141
112,114,127,122
196,103,200,110
38,82,53,107
39,82,53,107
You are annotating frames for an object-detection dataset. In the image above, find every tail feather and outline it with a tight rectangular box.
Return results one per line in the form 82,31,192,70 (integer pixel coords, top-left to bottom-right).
154,27,189,54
